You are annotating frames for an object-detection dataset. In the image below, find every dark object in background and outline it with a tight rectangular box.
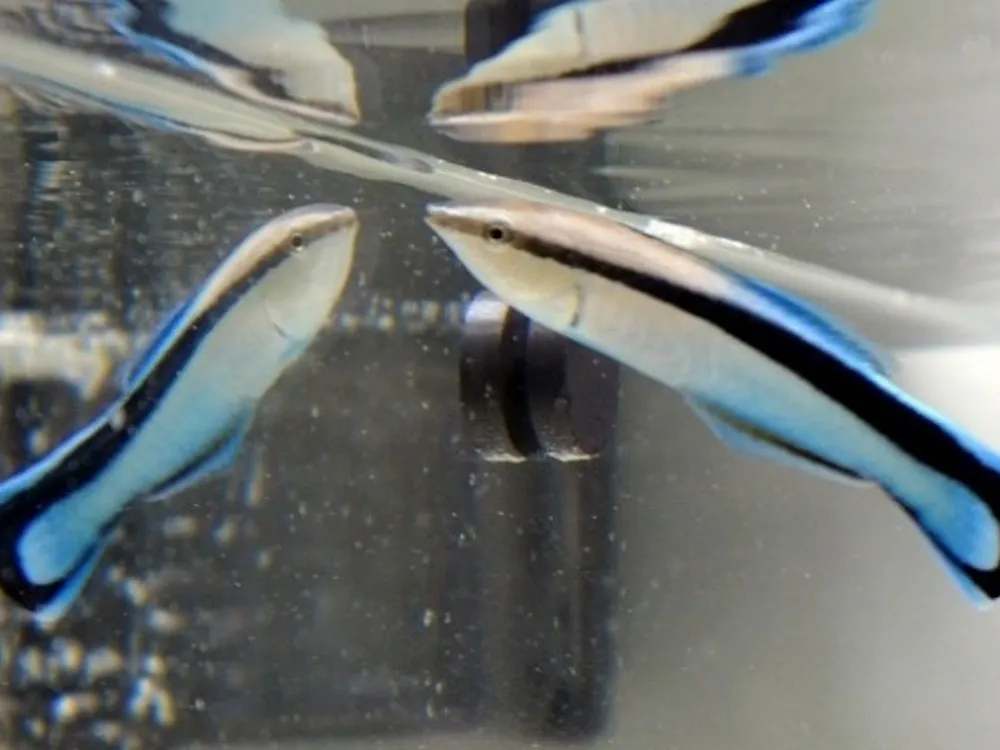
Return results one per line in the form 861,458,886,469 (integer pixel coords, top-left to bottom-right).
458,291,621,741
459,291,619,463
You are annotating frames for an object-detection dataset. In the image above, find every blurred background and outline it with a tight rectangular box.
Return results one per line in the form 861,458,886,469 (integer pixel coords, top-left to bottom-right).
1,1,1000,750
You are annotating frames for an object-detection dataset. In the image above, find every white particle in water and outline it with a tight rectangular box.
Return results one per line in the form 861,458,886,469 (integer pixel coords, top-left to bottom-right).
256,549,274,570
148,609,187,635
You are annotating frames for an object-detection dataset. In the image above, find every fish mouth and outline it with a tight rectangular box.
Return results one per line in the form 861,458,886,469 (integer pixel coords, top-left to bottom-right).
427,111,598,144
424,202,510,241
323,205,360,232
294,204,359,236
424,202,470,234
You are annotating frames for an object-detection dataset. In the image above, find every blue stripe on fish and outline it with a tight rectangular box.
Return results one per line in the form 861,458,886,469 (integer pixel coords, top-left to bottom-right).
546,0,876,85
722,272,892,376
108,0,249,73
685,0,877,77
0,205,356,623
117,297,191,390
0,250,284,620
493,224,1000,603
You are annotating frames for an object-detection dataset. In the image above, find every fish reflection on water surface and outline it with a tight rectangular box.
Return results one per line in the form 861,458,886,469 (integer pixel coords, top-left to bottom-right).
5,16,1000,352
429,0,878,142
0,205,359,625
425,199,1000,608
106,0,361,126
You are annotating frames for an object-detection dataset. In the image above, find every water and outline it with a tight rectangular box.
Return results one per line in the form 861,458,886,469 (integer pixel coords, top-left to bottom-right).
0,2,999,750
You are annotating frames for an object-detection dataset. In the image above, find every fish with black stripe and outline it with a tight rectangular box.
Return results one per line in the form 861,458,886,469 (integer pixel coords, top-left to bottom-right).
430,0,878,142
0,203,359,624
425,199,1000,607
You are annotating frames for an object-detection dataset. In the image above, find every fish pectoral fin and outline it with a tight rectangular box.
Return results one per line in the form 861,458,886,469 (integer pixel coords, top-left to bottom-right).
686,397,868,486
144,409,255,503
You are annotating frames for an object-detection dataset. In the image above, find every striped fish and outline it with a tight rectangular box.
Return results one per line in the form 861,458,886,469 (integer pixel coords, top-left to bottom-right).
430,0,877,142
0,204,358,624
106,0,361,126
425,199,1000,607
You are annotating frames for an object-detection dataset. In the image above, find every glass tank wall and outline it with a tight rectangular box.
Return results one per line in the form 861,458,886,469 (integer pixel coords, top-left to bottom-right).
0,2,999,750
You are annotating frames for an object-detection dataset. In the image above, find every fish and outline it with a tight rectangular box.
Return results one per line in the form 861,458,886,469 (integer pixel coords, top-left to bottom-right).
429,0,878,142
424,199,1000,607
0,204,359,624
3,77,308,154
106,0,361,127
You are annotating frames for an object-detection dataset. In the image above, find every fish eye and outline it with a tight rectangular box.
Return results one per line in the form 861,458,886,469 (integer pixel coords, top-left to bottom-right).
483,222,514,244
290,233,304,249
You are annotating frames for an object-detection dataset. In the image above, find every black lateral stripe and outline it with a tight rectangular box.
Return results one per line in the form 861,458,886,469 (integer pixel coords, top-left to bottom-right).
552,0,831,79
684,0,828,53
529,239,1000,594
124,2,298,100
0,248,287,613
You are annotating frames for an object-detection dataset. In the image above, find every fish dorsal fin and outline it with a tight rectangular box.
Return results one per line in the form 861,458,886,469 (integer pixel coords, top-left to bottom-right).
118,298,193,391
686,396,869,486
731,274,892,377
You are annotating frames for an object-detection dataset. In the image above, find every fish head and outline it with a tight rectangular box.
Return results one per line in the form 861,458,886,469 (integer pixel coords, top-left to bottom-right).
247,203,359,344
425,200,585,332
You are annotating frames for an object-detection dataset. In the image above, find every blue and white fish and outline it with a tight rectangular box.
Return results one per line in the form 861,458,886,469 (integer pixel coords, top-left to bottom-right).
106,0,361,126
425,199,1000,607
0,204,359,624
429,0,878,142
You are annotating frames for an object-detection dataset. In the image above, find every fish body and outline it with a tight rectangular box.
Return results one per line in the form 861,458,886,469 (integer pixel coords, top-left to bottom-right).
2,76,306,154
430,0,878,142
0,204,358,623
425,200,1000,607
106,0,361,126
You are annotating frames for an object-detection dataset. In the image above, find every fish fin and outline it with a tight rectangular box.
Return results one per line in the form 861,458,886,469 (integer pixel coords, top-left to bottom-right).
118,298,192,391
891,496,1000,608
729,274,893,377
2,508,123,625
890,474,1000,573
718,0,877,77
29,532,117,626
143,409,255,503
687,397,868,486
927,544,993,611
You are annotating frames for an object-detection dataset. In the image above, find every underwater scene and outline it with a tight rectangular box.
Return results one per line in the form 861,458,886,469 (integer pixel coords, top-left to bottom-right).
1,1,1000,749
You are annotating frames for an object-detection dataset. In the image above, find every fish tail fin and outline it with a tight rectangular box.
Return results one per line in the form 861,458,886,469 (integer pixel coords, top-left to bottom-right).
732,0,877,77
927,545,994,611
0,504,123,625
29,535,116,626
891,480,1000,607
